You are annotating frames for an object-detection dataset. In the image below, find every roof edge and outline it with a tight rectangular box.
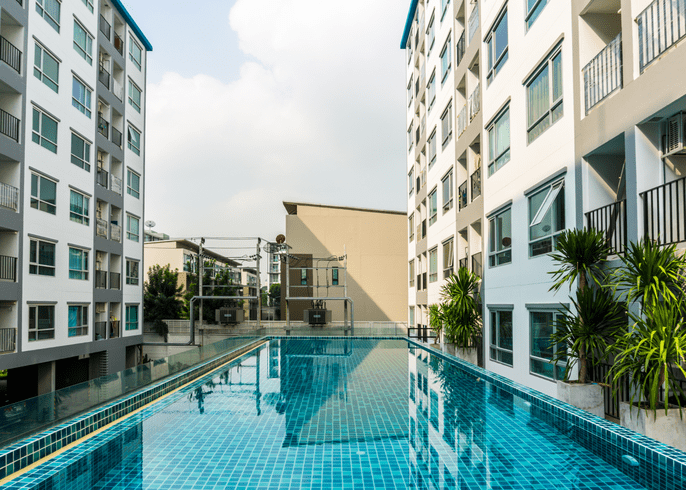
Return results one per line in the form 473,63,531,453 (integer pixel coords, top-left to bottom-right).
400,0,419,49
283,201,406,216
110,0,153,52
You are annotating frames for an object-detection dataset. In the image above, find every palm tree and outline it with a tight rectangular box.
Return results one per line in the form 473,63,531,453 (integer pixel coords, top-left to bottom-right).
439,268,481,347
549,228,611,293
428,304,443,344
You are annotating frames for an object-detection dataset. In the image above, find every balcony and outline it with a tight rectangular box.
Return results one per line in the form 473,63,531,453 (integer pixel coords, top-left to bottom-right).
95,270,107,289
112,78,124,101
110,272,120,290
457,105,467,137
583,33,622,114
111,174,122,195
470,168,481,201
0,328,15,354
96,218,108,238
468,83,480,121
110,223,121,242
0,255,17,282
0,181,19,211
97,168,108,188
637,0,686,72
98,113,109,138
114,32,124,56
456,32,465,67
641,176,686,246
95,321,107,340
0,107,20,142
99,65,110,89
100,15,111,41
471,252,482,278
458,180,468,210
468,2,479,43
0,36,22,74
585,199,627,255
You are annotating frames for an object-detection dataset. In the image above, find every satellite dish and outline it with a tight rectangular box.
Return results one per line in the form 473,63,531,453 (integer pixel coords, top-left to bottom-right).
276,234,286,244
263,242,277,253
145,220,156,229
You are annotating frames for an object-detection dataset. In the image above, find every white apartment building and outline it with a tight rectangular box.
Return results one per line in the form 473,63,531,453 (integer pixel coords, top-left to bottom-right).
0,0,151,401
404,0,686,397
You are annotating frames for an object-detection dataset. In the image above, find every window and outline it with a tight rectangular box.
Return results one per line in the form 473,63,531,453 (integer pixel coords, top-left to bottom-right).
409,307,415,330
440,35,452,83
128,79,142,113
428,188,437,225
71,133,91,171
429,248,438,283
34,43,59,92
441,0,450,20
69,190,90,225
486,8,508,84
29,305,55,341
409,260,415,288
129,37,142,70
127,169,140,198
82,0,94,12
409,213,414,242
31,174,56,214
128,125,141,155
527,47,563,143
530,310,565,379
441,102,452,148
443,238,454,278
332,267,338,286
126,215,139,242
29,239,55,276
487,106,510,176
126,305,139,330
73,20,93,65
72,77,92,117
407,122,413,151
69,248,88,280
407,76,413,108
300,268,307,285
529,180,564,256
489,207,511,266
36,0,60,32
428,71,436,111
490,309,513,366
442,169,453,212
32,107,58,153
126,260,139,285
408,168,414,196
428,129,437,167
68,305,88,337
526,0,548,30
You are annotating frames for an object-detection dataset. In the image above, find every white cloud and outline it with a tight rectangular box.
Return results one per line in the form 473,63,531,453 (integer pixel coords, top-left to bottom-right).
144,0,408,243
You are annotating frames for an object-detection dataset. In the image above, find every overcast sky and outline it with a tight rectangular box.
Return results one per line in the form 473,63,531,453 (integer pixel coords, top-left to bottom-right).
124,0,408,252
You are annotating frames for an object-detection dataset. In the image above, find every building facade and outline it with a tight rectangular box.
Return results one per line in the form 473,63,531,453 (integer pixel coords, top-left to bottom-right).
403,0,686,397
0,0,151,402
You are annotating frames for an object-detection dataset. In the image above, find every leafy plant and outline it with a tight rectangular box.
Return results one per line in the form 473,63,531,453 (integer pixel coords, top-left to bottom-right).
439,268,481,348
550,287,626,384
610,299,686,417
428,304,443,344
549,228,611,292
144,264,184,342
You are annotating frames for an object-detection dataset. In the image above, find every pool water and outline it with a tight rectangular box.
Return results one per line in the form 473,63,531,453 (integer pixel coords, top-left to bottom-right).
0,339,652,489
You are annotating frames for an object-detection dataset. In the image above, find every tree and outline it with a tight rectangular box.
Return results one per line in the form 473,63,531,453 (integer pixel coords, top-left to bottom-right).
269,283,281,308
439,267,482,347
144,264,183,342
182,259,241,323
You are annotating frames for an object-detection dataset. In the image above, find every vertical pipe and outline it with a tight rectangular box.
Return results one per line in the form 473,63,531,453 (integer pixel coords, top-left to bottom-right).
199,238,204,327
285,252,290,332
256,238,261,330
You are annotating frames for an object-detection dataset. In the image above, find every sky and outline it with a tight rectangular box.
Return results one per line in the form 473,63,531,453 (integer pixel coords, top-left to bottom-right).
121,0,409,254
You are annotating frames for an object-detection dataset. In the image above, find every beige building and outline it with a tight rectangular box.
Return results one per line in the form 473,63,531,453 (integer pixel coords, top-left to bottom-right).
281,202,407,323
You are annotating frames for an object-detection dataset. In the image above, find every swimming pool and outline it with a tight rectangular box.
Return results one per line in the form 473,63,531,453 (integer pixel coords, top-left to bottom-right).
0,338,683,489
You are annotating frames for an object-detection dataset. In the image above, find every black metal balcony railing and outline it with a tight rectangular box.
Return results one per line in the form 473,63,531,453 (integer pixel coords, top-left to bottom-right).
468,2,479,43
97,168,108,188
421,220,426,239
98,114,109,138
416,274,422,291
456,32,465,67
586,199,627,255
422,272,427,290
0,328,16,354
583,32,622,114
458,180,468,210
0,35,22,74
637,0,686,72
110,272,121,290
641,176,686,246
0,255,18,282
0,107,20,142
100,15,111,40
99,66,110,89
114,32,124,56
472,252,483,279
112,126,122,148
95,321,107,340
471,168,481,201
0,181,19,211
458,257,468,269
95,270,107,289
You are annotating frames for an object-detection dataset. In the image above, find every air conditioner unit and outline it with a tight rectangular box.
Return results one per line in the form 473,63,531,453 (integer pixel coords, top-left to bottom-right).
215,308,244,325
96,304,106,314
303,309,331,326
664,112,686,158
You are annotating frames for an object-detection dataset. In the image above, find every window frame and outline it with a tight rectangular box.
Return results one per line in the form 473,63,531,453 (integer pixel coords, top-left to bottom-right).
82,0,94,13
487,105,510,176
408,168,414,196
440,0,450,21
441,101,453,148
526,45,563,144
529,308,566,380
129,37,142,70
427,11,436,53
127,124,141,155
29,239,56,276
528,179,565,257
428,70,436,112
68,304,89,337
440,35,452,84
428,187,438,226
127,169,140,199
429,247,438,283
32,107,58,154
70,132,91,172
126,214,140,242
69,189,90,225
489,206,512,267
409,213,415,242
126,305,139,331
34,42,59,92
29,305,55,341
36,0,61,32
407,122,414,151
486,7,509,85
442,237,454,279
525,0,548,31
407,75,414,108
128,79,142,113
73,19,94,65
428,128,437,167
68,247,89,280
30,173,57,215
300,268,307,285
489,308,513,366
409,260,415,288
72,75,92,118
442,168,453,213
126,259,139,285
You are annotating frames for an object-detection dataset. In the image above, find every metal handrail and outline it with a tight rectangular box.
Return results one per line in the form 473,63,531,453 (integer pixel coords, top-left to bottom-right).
470,168,481,201
97,168,108,188
468,83,480,121
637,0,686,72
110,223,122,242
641,176,686,246
110,272,121,290
583,32,622,114
458,180,468,210
585,199,627,254
96,218,108,238
100,15,111,40
0,107,20,142
98,113,109,138
0,328,16,353
0,255,17,282
0,181,19,211
95,270,107,288
0,35,22,73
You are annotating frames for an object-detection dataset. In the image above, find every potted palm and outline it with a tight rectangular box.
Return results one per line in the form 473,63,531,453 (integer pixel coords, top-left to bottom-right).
548,228,612,415
440,267,481,364
428,304,443,350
